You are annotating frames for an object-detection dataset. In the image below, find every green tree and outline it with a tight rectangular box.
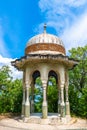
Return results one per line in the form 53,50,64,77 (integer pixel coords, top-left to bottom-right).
0,66,12,89
9,79,22,113
47,77,58,112
0,65,22,114
69,45,87,117
0,66,12,113
32,76,58,113
34,77,42,112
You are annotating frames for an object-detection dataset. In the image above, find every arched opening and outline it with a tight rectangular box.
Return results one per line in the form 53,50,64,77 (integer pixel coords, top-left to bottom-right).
30,70,42,114
47,70,58,113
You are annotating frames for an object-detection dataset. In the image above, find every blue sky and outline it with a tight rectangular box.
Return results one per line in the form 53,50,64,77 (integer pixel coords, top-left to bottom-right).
0,0,87,58
0,0,87,79
0,0,42,58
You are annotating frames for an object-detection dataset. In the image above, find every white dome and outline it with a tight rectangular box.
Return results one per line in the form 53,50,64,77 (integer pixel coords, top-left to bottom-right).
25,25,66,55
26,33,64,48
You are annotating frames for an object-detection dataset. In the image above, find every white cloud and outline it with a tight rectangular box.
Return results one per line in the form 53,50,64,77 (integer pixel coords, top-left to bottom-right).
38,0,87,53
61,12,87,51
39,0,87,11
65,0,87,7
0,55,22,80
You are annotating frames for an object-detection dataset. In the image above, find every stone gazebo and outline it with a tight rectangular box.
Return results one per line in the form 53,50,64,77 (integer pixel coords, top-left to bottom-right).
11,25,78,123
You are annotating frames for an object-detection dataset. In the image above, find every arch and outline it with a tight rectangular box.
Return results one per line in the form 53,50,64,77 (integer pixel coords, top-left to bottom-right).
30,70,42,114
48,70,58,84
32,70,41,84
47,70,58,113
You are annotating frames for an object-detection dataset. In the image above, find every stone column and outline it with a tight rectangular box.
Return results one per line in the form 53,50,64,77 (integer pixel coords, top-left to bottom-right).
60,82,65,117
30,81,34,113
21,71,25,117
65,72,70,116
58,85,61,116
42,80,48,119
65,87,70,115
25,81,30,117
40,64,48,118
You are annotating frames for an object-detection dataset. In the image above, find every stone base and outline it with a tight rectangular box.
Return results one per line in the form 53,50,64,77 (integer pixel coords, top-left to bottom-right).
65,115,71,123
42,105,47,119
27,116,41,124
25,105,30,117
48,115,61,125
23,113,71,125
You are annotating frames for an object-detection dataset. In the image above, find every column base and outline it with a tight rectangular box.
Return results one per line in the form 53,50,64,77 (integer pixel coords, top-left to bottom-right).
25,104,30,117
61,105,65,117
65,115,71,123
58,103,61,116
42,103,47,119
21,104,25,117
30,100,34,113
65,102,70,115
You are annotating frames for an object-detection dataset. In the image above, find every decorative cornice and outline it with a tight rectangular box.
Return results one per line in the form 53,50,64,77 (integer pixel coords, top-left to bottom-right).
11,54,79,70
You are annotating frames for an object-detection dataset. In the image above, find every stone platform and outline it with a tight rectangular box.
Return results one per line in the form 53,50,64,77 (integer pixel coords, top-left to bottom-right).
23,113,71,125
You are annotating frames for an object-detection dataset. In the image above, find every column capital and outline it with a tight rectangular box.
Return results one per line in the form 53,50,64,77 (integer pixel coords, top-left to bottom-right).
60,82,65,88
25,80,31,88
42,80,47,88
30,80,34,87
25,80,29,85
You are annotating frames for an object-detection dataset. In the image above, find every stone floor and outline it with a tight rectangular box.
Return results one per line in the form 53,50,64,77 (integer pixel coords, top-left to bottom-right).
0,117,87,130
0,114,87,130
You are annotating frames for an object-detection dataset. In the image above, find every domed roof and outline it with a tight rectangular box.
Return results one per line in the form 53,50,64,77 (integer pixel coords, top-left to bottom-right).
25,24,66,55
26,33,64,47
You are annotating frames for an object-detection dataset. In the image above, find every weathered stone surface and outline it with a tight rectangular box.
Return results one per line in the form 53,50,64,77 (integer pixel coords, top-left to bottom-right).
25,105,30,117
21,104,25,117
61,105,65,117
23,115,70,125
42,106,47,119
65,102,70,115
25,43,66,55
27,116,41,124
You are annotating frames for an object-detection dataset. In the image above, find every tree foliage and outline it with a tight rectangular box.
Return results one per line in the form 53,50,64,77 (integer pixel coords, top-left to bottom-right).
69,45,87,117
34,77,43,112
0,66,22,113
47,77,58,112
32,76,58,113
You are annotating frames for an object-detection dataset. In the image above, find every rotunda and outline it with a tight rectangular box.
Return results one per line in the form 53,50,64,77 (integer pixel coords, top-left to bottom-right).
11,24,78,123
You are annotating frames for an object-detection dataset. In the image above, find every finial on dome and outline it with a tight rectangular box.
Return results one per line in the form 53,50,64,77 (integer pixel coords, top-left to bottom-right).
44,23,47,33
